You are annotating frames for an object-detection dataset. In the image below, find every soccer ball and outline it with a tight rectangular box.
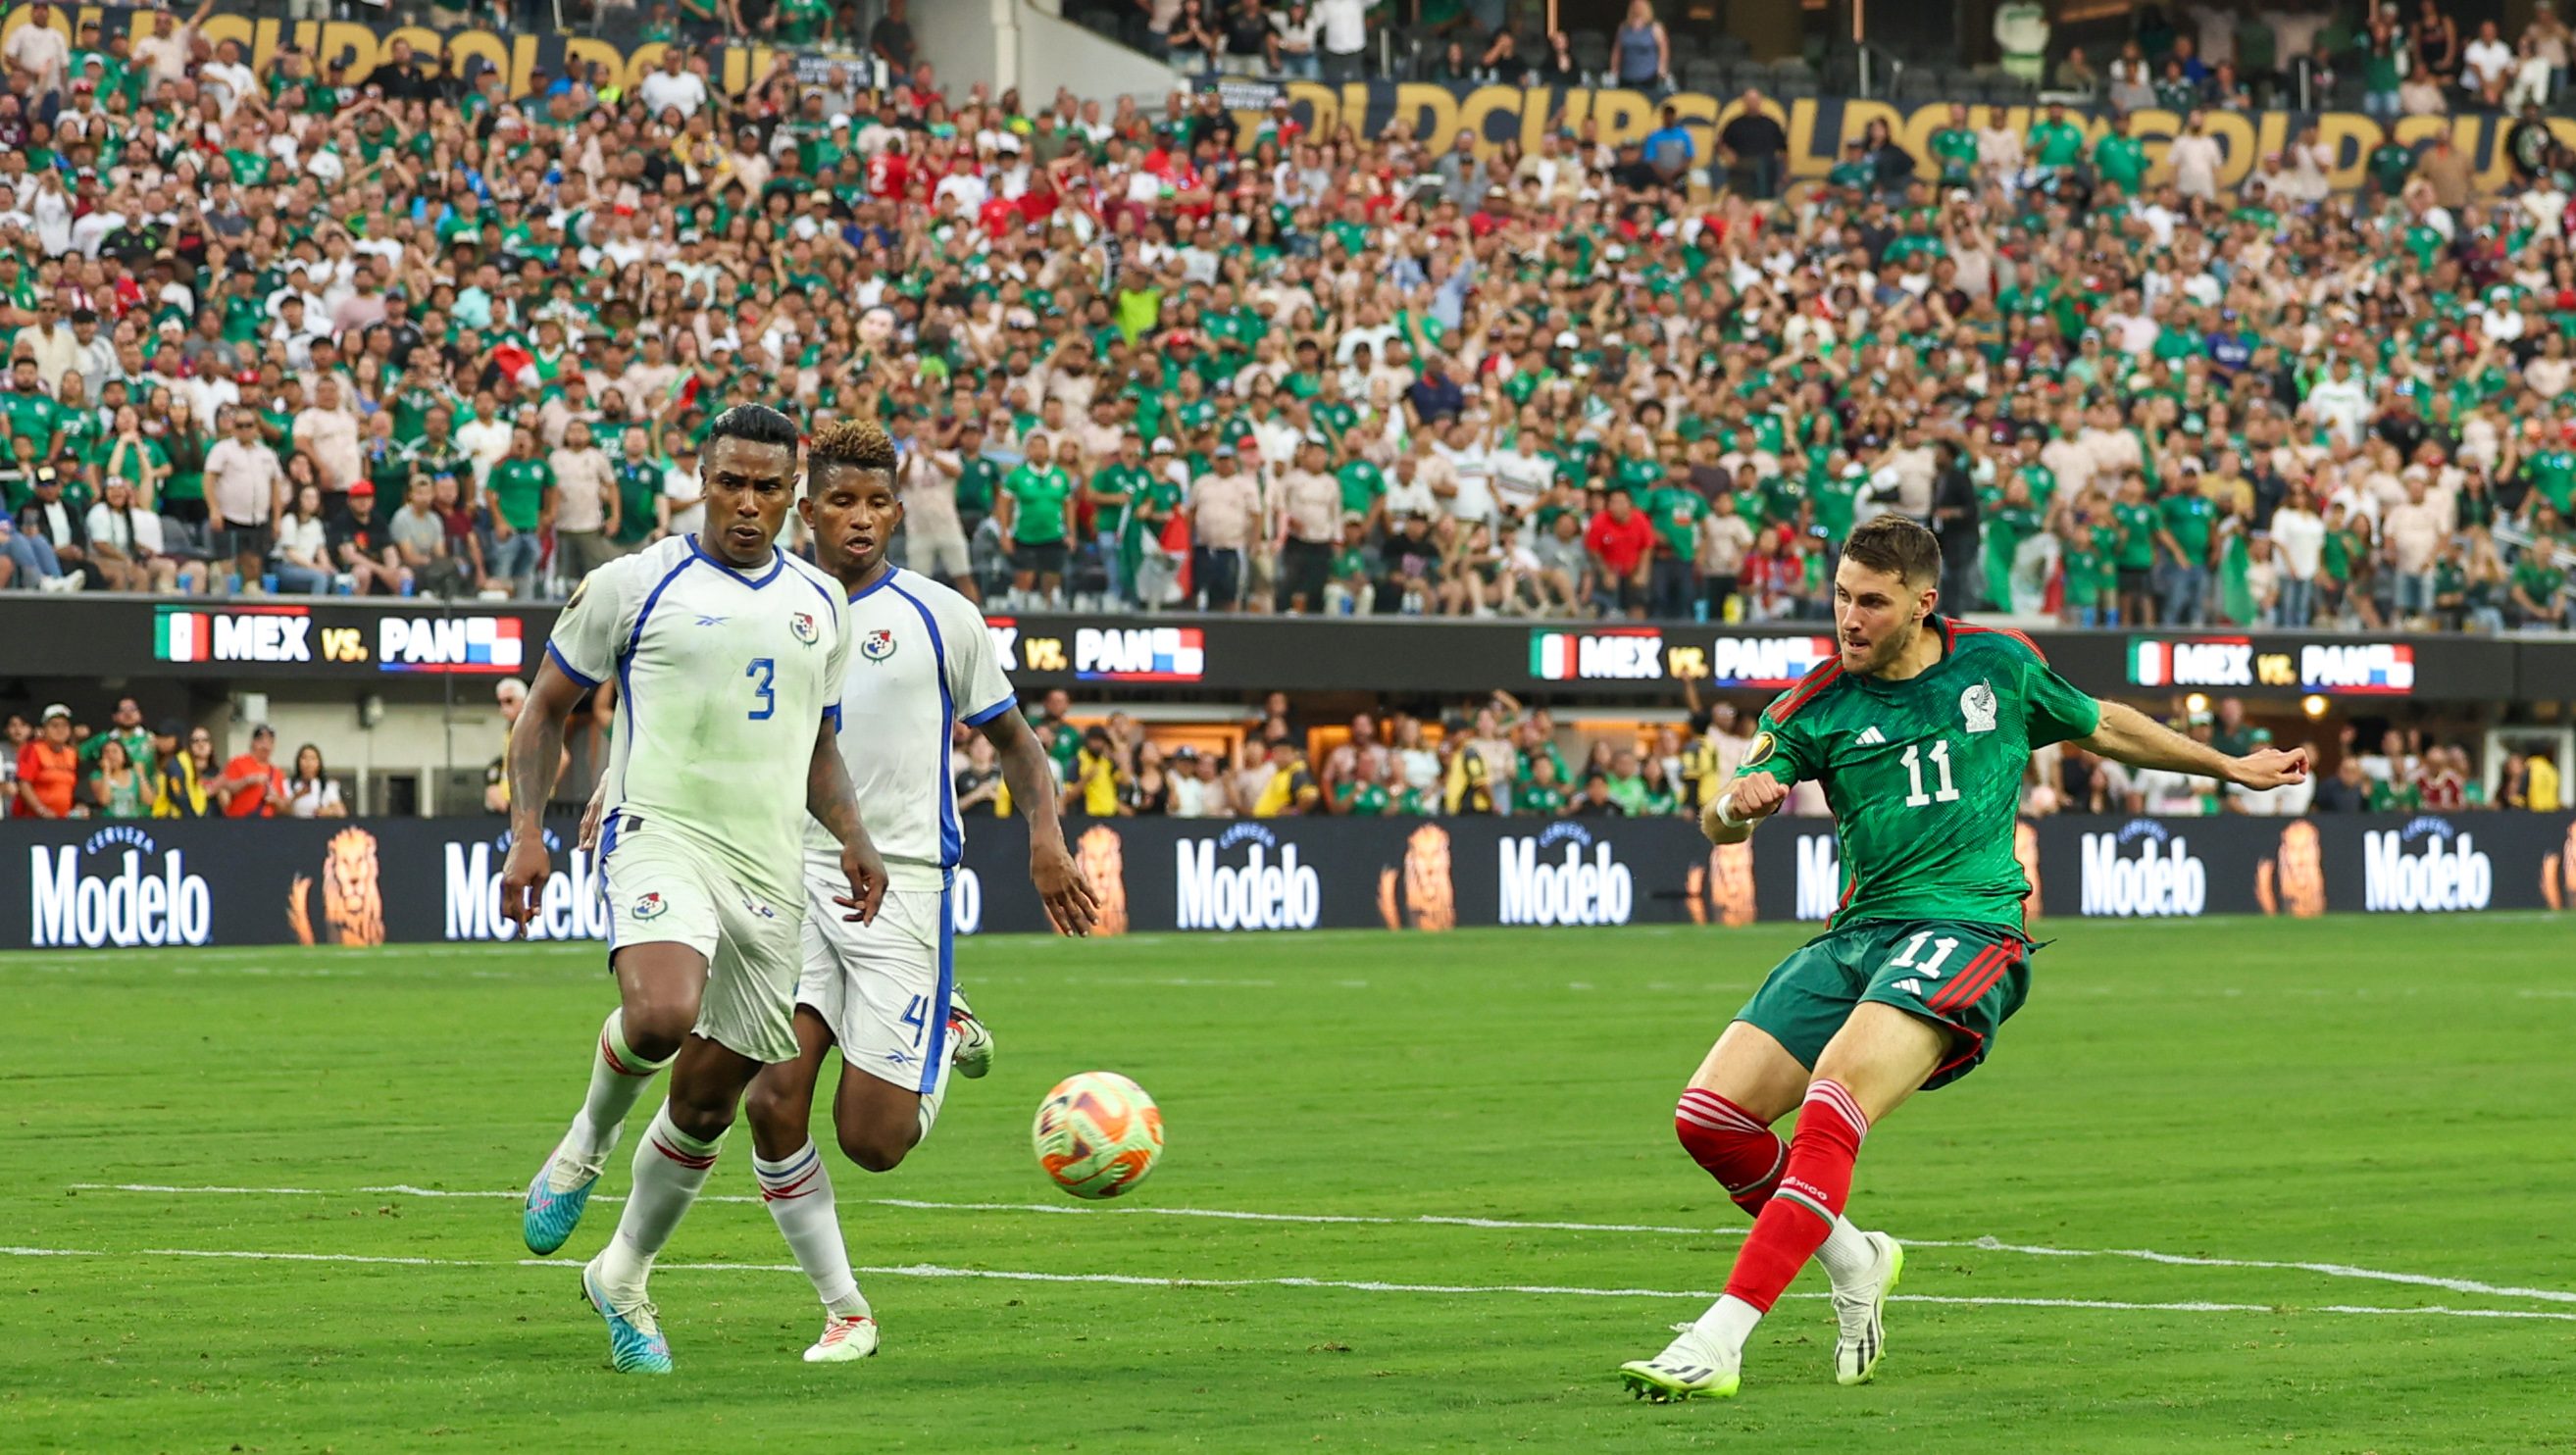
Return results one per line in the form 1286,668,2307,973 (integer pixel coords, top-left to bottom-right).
1033,1071,1164,1200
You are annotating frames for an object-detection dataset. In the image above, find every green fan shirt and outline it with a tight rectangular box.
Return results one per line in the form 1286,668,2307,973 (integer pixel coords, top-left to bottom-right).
1741,622,2099,931
1004,463,1075,544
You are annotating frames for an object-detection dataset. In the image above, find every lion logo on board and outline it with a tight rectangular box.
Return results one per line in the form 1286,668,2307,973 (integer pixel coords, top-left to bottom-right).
1076,826,1129,937
1377,824,1456,931
286,827,385,947
2257,820,2327,919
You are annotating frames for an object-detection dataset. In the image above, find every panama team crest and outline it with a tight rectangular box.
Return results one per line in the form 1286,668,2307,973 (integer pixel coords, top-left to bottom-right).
631,892,667,921
861,628,897,662
789,612,820,645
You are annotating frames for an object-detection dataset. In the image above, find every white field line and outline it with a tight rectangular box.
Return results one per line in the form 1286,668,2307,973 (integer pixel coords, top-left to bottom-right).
3,1243,2572,1323
63,1181,2576,1308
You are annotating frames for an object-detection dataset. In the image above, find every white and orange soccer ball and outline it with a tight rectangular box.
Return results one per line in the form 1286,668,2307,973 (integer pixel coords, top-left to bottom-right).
1032,1071,1164,1200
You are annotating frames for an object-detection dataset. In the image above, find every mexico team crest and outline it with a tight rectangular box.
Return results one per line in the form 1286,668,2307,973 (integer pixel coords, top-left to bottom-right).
1961,682,1998,734
861,628,897,662
789,612,821,645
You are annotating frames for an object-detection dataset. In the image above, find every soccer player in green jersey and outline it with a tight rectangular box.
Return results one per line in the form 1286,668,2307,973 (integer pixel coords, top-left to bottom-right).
1620,517,2308,1403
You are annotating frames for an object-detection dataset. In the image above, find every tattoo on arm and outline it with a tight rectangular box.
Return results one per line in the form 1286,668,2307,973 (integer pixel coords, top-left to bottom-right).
806,721,870,849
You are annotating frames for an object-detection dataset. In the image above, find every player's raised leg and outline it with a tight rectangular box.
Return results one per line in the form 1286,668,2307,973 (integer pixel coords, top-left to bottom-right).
1636,1005,1941,1401
582,1014,768,1375
1683,1021,1905,1380
745,1006,879,1364
523,969,694,1255
1624,1016,1902,1399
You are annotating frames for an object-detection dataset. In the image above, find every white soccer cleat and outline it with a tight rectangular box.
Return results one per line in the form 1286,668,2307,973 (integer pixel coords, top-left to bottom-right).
1831,1230,1904,1386
1617,1328,1742,1402
946,995,994,1079
802,1313,880,1364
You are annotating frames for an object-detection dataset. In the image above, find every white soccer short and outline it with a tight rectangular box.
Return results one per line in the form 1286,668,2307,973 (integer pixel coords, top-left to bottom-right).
798,864,955,1100
600,816,804,1065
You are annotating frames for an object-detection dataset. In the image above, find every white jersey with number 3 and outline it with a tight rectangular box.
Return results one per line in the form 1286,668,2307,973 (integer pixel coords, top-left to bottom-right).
805,567,1016,891
547,533,850,905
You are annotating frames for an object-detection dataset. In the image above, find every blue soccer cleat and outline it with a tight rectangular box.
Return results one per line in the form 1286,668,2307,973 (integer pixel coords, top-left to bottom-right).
582,1257,673,1375
522,1140,602,1256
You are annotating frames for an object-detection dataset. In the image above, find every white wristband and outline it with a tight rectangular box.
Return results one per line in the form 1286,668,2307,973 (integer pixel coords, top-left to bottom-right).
1713,789,1747,829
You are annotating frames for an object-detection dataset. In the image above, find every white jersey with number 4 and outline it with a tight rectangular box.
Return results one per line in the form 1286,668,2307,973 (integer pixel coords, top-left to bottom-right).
805,567,1016,891
548,533,850,906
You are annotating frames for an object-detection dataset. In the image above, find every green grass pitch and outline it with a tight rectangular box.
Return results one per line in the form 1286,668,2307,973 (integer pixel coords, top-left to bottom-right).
6,916,2574,1453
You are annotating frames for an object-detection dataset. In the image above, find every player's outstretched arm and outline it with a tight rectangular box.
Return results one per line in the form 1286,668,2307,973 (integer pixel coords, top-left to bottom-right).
2078,699,2311,790
981,709,1101,936
498,659,585,927
1699,771,1790,847
807,718,888,925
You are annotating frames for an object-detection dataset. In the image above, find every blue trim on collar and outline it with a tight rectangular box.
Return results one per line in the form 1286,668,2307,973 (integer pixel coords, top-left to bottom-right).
848,565,899,602
688,532,786,589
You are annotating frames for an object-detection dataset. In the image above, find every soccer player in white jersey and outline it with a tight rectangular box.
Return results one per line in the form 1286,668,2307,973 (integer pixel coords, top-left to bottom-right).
504,405,889,1376
741,419,1101,1363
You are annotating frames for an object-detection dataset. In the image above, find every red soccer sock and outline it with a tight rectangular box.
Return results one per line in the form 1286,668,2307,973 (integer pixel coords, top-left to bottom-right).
1674,1088,1787,1217
1720,1079,1870,1314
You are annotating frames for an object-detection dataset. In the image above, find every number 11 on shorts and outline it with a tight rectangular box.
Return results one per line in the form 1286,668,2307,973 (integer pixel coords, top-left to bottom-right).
1890,931,1959,977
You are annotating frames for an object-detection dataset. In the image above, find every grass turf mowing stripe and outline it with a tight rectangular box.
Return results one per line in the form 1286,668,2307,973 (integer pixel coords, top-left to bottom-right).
6,1244,2574,1323
65,1181,2576,1307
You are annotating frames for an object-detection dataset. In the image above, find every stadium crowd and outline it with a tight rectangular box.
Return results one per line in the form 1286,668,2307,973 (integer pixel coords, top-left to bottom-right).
967,687,2565,821
14,683,2560,823
1,697,344,819
0,3,2570,635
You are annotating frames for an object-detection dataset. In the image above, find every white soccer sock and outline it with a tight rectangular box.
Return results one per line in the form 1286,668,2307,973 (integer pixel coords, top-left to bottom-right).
595,1105,723,1300
1690,1294,1764,1355
562,1009,675,1175
1814,1216,1877,1286
916,1084,945,1144
756,1141,866,1318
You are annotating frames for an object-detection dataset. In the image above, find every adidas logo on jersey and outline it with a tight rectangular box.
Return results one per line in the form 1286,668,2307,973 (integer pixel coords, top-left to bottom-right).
1855,727,1887,745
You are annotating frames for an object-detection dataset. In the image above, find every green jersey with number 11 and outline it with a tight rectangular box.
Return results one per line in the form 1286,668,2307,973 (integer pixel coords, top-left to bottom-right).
1741,620,2099,931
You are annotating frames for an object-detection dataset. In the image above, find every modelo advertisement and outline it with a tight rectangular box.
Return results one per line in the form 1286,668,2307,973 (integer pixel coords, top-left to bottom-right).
3,814,2571,951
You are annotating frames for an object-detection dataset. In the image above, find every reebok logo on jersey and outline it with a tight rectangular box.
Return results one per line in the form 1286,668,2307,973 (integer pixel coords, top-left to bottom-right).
790,612,821,645
1855,726,1887,746
861,627,896,662
1961,681,1998,734
693,615,728,627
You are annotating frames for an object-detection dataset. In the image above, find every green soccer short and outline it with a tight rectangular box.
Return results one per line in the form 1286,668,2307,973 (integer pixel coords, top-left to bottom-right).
1734,920,2035,1091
